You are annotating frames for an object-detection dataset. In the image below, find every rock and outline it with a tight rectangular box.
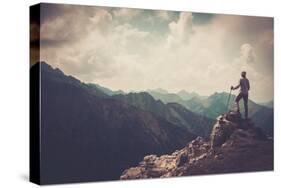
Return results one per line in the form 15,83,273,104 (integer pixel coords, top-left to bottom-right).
251,127,268,140
120,167,144,180
214,154,224,160
192,136,204,146
120,111,273,180
160,172,173,178
211,116,238,148
226,111,242,123
148,167,166,177
144,155,157,162
176,151,189,167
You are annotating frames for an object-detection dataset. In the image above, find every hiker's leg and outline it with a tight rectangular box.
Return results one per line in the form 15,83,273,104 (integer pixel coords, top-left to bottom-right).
243,94,248,119
235,93,242,112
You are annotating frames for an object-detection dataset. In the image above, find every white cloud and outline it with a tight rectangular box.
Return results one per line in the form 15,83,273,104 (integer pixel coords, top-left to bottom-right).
240,43,256,63
89,9,113,29
166,12,193,48
113,8,141,20
114,24,148,40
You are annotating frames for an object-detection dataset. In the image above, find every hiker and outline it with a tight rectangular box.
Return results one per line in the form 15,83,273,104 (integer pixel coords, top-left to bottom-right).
231,71,250,119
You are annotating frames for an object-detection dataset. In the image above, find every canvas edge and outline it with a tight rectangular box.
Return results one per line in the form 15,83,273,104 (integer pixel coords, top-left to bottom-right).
29,3,41,185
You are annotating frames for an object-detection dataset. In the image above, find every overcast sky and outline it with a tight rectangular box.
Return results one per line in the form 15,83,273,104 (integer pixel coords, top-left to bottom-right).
33,3,274,102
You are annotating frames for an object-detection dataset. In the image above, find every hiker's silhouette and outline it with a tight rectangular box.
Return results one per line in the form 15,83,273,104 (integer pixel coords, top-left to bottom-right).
231,71,250,119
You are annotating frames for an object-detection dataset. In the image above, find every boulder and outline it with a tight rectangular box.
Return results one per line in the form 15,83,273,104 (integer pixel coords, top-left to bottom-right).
226,110,242,123
211,114,238,148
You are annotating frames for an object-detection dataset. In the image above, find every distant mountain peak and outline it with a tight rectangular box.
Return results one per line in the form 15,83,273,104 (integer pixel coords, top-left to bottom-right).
87,83,125,96
177,90,192,95
39,61,67,77
147,88,169,94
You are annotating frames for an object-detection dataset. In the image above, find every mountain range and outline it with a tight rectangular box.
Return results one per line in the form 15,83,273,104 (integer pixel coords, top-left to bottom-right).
147,90,273,136
85,85,273,136
113,92,214,137
87,80,273,137
36,62,209,184
33,62,273,184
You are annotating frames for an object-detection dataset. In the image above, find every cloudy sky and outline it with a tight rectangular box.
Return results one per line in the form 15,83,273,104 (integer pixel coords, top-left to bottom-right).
31,3,274,103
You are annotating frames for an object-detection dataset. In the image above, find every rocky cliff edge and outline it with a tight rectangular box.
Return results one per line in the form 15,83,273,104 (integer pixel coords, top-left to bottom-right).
120,111,273,179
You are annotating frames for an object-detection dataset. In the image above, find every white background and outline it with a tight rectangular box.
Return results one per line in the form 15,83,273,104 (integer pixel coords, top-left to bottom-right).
0,0,279,187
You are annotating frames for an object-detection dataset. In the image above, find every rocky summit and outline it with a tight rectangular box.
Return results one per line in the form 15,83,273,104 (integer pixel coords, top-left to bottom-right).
120,111,273,180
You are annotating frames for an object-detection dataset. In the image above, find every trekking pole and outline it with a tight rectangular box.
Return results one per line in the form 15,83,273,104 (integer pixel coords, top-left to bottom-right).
226,88,232,110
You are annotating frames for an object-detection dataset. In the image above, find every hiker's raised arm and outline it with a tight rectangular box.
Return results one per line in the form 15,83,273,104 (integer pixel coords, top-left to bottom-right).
233,84,240,90
231,81,240,90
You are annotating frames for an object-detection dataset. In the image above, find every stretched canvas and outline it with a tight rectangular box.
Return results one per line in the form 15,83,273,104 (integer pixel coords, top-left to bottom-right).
30,3,274,185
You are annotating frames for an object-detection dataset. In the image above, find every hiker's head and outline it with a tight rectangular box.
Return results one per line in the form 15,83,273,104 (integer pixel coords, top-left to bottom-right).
241,71,246,78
